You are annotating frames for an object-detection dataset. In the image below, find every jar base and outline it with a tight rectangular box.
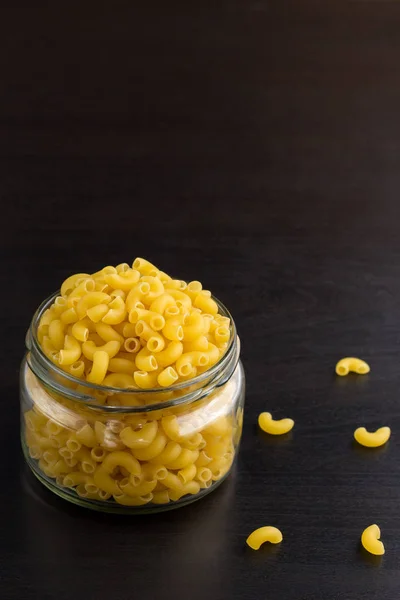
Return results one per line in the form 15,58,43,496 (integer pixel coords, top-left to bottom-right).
22,439,233,514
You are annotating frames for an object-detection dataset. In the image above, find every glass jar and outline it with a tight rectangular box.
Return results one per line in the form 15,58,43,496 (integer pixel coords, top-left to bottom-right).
20,292,245,513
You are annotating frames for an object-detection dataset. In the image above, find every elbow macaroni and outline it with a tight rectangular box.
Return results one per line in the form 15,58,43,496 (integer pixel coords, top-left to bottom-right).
246,526,283,550
361,524,385,555
354,426,391,448
335,357,370,376
258,412,294,435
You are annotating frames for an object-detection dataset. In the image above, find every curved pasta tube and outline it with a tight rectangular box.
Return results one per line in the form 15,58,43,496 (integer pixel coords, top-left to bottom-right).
182,312,206,341
76,292,111,320
183,336,209,352
149,441,182,465
132,431,168,461
156,342,184,368
124,337,141,353
194,292,218,315
132,257,159,275
82,340,120,361
120,421,158,449
86,304,109,323
354,426,391,448
246,526,283,550
48,319,65,350
150,294,177,315
165,449,199,470
133,370,159,389
258,412,294,435
61,273,91,296
76,424,97,448
141,463,168,481
204,343,220,368
125,281,152,312
102,296,127,325
335,357,370,376
157,367,179,387
71,319,92,343
104,269,140,291
164,289,192,310
361,524,385,555
215,325,230,345
162,316,184,342
140,276,165,303
176,351,209,377
135,347,158,371
87,350,109,384
57,335,82,365
95,322,124,344
94,451,141,495
178,463,197,484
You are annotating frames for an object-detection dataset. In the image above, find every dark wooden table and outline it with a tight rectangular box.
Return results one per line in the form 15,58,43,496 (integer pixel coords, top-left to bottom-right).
2,1,400,599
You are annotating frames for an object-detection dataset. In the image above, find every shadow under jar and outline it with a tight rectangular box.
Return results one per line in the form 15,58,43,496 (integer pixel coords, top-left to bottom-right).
20,292,245,513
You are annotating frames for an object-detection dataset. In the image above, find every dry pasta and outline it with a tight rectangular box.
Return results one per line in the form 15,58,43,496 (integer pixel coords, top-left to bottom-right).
361,524,385,555
335,357,370,376
246,526,283,550
24,258,242,509
258,412,294,435
354,426,391,448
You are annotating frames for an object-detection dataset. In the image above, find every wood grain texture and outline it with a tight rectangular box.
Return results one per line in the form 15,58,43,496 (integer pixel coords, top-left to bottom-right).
2,1,400,599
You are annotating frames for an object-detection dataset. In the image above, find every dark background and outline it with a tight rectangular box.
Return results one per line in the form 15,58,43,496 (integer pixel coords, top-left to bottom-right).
2,1,400,599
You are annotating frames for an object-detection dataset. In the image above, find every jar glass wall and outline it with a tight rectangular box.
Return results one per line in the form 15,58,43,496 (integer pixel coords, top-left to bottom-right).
20,293,245,513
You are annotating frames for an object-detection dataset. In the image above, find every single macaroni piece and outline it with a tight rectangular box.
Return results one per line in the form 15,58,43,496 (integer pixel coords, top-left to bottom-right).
335,357,370,376
354,426,391,448
258,412,294,435
361,524,385,555
246,526,283,550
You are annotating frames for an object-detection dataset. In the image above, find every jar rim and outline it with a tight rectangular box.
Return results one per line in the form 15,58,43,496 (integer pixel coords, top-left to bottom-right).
26,291,238,411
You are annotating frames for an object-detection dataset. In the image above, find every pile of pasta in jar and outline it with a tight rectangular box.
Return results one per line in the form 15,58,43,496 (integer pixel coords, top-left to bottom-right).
21,258,245,512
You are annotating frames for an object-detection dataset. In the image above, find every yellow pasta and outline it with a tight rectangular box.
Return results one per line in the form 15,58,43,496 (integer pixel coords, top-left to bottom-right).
120,422,158,449
168,481,200,501
104,269,140,292
335,357,370,376
48,319,65,350
87,351,109,385
157,367,179,387
102,296,127,325
76,292,111,320
133,370,159,389
57,335,82,366
354,426,391,448
95,322,124,344
361,524,385,555
28,257,241,509
258,412,294,435
246,526,283,550
82,340,120,361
